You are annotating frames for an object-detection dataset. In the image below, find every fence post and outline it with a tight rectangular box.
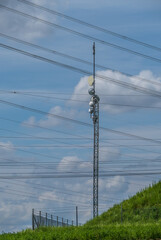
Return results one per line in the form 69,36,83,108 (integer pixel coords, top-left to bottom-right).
67,219,68,227
76,206,78,226
57,216,58,227
72,220,74,226
121,203,123,224
62,218,63,227
32,209,34,230
51,215,53,226
46,213,48,226
39,211,41,227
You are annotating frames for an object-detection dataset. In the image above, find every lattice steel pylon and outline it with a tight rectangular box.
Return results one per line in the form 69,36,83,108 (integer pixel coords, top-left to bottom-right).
88,43,100,218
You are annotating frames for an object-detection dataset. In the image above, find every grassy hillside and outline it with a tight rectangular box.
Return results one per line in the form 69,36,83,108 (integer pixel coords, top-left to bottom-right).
1,181,161,240
1,224,161,240
86,181,161,226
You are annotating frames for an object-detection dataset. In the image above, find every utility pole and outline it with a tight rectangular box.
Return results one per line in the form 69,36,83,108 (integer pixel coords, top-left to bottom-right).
88,42,100,218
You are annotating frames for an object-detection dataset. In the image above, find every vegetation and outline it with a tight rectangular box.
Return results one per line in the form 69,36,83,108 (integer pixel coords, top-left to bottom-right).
86,181,161,226
1,181,161,239
1,224,161,240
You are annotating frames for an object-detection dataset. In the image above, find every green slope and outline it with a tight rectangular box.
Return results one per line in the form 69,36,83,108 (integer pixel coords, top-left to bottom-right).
1,181,161,240
1,224,161,240
86,181,161,226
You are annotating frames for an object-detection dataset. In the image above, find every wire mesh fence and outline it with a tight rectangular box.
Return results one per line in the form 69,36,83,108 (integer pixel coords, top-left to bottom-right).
32,209,75,230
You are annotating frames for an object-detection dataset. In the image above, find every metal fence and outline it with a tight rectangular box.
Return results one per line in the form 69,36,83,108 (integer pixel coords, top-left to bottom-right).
32,209,75,230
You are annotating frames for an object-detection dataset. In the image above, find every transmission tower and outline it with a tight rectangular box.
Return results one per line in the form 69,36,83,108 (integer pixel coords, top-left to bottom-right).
88,43,100,218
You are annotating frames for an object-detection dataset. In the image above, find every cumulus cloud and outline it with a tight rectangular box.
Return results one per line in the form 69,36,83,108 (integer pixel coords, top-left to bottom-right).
105,176,126,191
23,105,76,128
56,154,127,205
0,0,61,41
57,155,91,173
71,70,161,113
100,147,120,162
0,141,15,158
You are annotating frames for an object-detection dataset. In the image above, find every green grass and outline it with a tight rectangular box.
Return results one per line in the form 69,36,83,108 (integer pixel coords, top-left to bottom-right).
1,224,161,240
1,181,161,239
86,181,161,226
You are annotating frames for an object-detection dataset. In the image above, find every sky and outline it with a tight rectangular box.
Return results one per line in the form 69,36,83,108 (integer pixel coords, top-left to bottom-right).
0,0,161,233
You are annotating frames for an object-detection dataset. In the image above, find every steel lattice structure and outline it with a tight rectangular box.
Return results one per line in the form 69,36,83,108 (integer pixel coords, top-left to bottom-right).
92,98,99,217
88,43,100,218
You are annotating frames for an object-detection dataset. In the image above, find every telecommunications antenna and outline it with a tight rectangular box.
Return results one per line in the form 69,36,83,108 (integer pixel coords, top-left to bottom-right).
88,43,100,218
88,76,94,86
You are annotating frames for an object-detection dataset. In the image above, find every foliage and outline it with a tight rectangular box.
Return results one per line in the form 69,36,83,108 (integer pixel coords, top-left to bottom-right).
1,224,161,240
86,181,161,226
1,181,161,239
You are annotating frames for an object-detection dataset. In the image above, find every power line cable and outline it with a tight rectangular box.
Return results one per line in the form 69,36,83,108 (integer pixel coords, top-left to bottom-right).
0,181,91,205
1,116,158,162
1,89,159,97
1,4,161,64
1,97,161,146
1,42,161,101
0,179,131,204
16,93,161,110
0,186,90,206
0,171,161,179
2,89,161,110
2,168,161,175
1,32,161,88
0,179,117,204
17,0,161,53
0,116,91,140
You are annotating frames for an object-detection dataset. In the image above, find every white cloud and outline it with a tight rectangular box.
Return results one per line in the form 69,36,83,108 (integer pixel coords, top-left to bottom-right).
0,0,60,41
100,147,120,162
0,141,15,160
23,116,36,126
23,105,76,128
71,70,161,113
105,176,125,191
57,155,91,172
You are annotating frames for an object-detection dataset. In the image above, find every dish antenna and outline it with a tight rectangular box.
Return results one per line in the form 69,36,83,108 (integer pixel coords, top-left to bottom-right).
88,75,94,86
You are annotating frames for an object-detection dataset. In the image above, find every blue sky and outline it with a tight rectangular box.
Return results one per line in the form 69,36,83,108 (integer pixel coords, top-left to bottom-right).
0,0,161,232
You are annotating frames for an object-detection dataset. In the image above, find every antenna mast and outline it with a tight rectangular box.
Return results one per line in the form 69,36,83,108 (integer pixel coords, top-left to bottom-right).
88,42,100,218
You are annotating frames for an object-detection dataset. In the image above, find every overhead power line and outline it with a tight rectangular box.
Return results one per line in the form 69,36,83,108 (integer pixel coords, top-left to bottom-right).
0,180,93,204
1,32,161,88
0,171,161,179
1,89,159,97
0,186,90,206
3,89,161,110
1,42,161,100
2,116,161,161
0,97,161,146
17,0,161,53
1,4,161,63
2,115,159,160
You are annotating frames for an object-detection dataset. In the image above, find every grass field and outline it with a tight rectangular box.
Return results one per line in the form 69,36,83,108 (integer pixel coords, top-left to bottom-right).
86,181,161,226
1,182,161,239
1,223,161,240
